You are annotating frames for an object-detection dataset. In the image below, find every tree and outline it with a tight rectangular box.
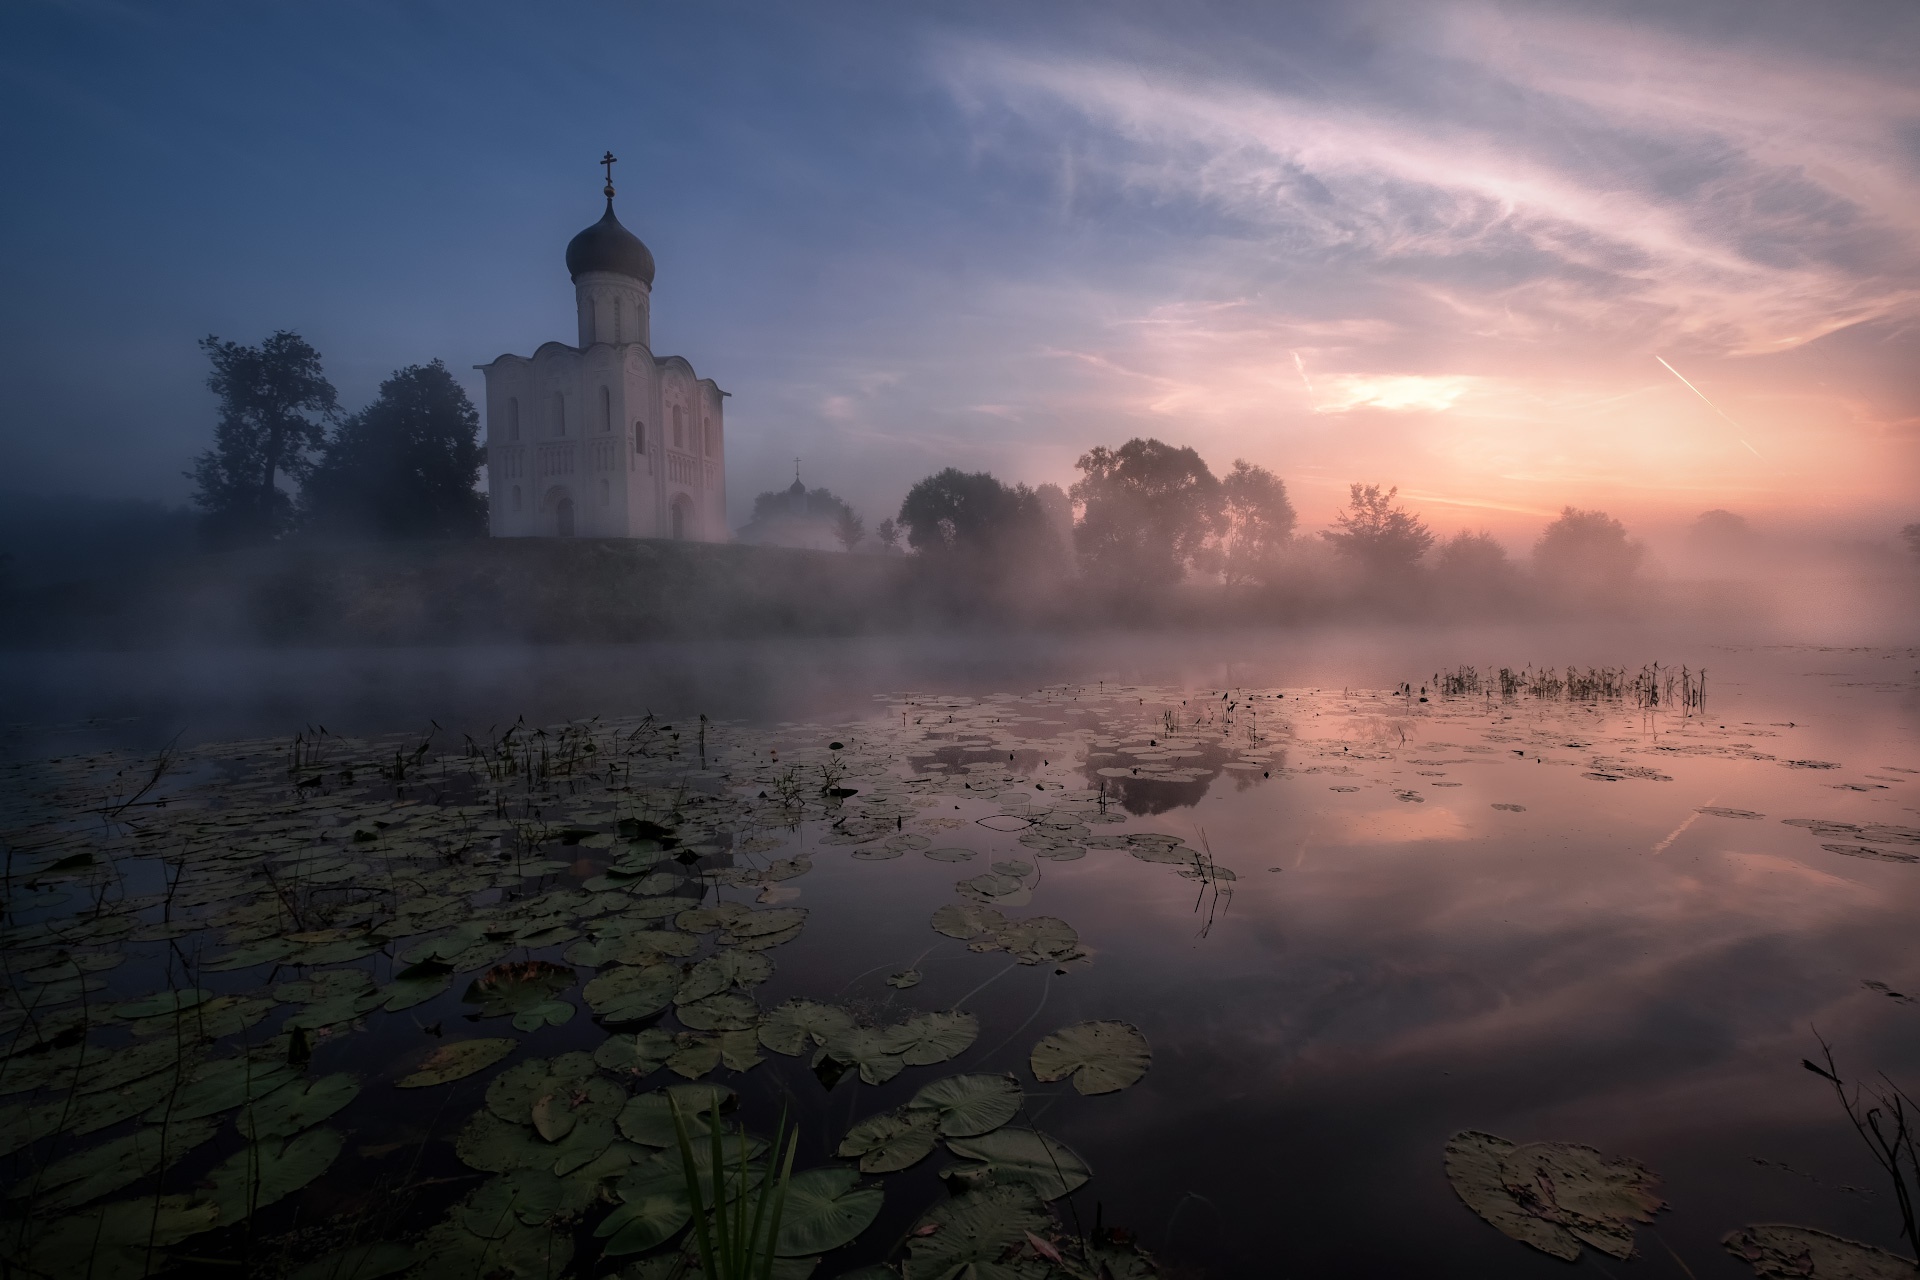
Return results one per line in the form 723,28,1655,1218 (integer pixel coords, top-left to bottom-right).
302,361,487,538
1533,507,1643,596
872,517,901,553
833,506,865,552
188,331,338,546
1902,523,1920,562
898,468,1031,556
1322,483,1432,575
1690,509,1752,549
1070,438,1223,587
736,485,856,550
1220,460,1296,586
1432,530,1515,601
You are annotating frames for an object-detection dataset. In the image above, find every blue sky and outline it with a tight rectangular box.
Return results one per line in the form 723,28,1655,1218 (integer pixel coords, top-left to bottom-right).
3,0,1916,541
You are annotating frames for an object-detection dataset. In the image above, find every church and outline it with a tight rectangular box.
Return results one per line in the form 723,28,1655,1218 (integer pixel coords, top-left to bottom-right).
480,156,728,541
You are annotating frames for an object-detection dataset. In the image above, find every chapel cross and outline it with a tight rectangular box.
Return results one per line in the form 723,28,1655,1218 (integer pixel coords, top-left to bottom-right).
601,151,618,198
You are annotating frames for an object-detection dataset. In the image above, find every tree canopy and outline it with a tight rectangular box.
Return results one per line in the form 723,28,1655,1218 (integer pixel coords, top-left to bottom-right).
1534,507,1643,595
302,361,487,539
1220,460,1295,586
1322,484,1433,575
897,468,1049,559
1071,438,1222,586
736,486,856,550
188,331,338,546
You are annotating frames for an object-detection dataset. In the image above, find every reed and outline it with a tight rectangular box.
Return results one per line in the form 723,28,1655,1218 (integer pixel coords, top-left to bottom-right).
671,1101,798,1280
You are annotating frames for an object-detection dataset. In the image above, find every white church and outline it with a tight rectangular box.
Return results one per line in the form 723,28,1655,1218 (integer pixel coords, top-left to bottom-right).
480,157,728,541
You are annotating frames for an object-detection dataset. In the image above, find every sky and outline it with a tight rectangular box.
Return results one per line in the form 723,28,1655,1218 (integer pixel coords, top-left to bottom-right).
2,0,1916,545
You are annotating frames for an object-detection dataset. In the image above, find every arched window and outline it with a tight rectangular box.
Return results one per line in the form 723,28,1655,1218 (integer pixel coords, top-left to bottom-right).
672,405,684,449
511,485,522,512
553,392,566,437
634,420,646,454
508,397,520,442
601,386,611,433
703,420,713,457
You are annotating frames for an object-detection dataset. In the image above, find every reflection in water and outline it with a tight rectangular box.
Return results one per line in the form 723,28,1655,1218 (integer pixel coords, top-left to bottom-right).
1,638,1917,1276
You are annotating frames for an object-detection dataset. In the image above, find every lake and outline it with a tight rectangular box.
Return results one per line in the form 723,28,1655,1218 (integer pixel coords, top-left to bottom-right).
2,627,1918,1278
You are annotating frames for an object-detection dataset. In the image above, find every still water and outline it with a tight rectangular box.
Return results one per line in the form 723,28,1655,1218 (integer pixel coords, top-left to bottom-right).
2,629,1918,1278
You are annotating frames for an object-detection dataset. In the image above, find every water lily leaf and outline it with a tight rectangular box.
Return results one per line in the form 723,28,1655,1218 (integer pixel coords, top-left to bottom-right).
907,1074,1023,1137
154,1054,298,1121
619,1085,736,1146
677,951,773,1004
114,988,212,1019
901,1183,1049,1280
485,1054,597,1123
396,1038,518,1088
77,1037,192,1096
823,1028,906,1086
1029,1021,1150,1095
456,1111,554,1173
287,1240,415,1280
668,1036,722,1079
994,917,1081,966
931,903,1007,941
595,1029,675,1079
725,907,809,940
776,1167,883,1256
677,991,759,1032
464,962,577,1029
957,873,1026,903
202,1126,345,1218
383,967,452,1013
885,970,922,989
888,1011,978,1067
838,1109,939,1173
464,1169,569,1236
719,1027,764,1071
924,848,977,863
412,1211,575,1279
284,988,386,1031
0,1194,220,1280
10,1116,220,1211
945,1128,1089,1200
1723,1224,1917,1278
236,1073,359,1141
597,1187,692,1255
1444,1130,1663,1262
582,963,679,1023
677,902,754,933
758,1001,854,1057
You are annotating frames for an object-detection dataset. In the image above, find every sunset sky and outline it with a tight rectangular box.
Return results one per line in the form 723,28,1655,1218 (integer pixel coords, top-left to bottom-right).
3,0,1915,546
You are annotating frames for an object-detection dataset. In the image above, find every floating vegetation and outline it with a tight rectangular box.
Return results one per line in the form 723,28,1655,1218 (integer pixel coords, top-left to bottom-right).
1444,1131,1663,1261
1723,1224,1918,1279
1030,1022,1152,1096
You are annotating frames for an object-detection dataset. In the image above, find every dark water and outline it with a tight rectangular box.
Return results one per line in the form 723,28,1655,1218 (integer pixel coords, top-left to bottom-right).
3,629,1919,1277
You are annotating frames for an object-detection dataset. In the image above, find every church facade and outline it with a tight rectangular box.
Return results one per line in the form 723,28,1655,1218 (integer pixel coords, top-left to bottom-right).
479,162,728,541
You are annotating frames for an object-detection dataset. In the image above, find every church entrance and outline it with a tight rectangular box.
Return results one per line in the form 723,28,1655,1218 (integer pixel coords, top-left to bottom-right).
670,495,691,540
556,498,575,537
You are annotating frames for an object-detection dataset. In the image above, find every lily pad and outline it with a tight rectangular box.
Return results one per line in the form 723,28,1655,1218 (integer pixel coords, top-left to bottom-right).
885,970,922,989
824,1027,907,1086
396,1037,518,1088
677,991,759,1032
486,1054,598,1124
582,963,679,1024
9,1116,220,1211
412,1210,575,1279
1444,1130,1663,1262
595,1029,676,1079
889,1011,978,1067
288,1241,415,1280
776,1167,884,1256
907,1074,1023,1137
944,1127,1090,1200
901,1183,1049,1280
238,1072,361,1140
759,1001,855,1057
677,951,774,1004
155,1054,300,1121
201,1126,345,1217
838,1109,939,1173
1029,1021,1150,1095
0,1193,220,1280
1723,1224,1917,1279
464,961,577,1031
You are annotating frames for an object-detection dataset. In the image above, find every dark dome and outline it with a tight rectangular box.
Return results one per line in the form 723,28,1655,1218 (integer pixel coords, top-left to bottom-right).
566,200,655,285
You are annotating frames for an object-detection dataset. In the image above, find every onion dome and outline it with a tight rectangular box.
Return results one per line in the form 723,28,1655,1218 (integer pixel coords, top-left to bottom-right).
565,196,655,286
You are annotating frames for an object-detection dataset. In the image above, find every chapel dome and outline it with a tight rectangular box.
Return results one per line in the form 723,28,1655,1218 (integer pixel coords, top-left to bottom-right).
566,200,655,286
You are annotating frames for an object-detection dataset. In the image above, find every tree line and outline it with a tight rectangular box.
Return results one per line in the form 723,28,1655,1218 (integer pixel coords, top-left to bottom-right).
188,331,485,546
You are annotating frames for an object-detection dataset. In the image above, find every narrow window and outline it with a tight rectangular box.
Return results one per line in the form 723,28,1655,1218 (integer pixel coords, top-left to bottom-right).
508,397,520,442
703,420,713,457
634,420,646,454
672,405,683,449
601,386,611,433
554,392,566,437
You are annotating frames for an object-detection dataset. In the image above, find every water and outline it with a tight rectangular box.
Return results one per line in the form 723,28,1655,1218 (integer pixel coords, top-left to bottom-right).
2,630,1918,1277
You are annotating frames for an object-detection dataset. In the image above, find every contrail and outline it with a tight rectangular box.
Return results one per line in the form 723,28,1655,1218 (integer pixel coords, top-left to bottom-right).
1655,356,1763,458
1291,350,1316,399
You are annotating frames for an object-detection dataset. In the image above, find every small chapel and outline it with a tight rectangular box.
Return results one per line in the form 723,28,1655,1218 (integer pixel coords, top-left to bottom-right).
480,155,728,541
